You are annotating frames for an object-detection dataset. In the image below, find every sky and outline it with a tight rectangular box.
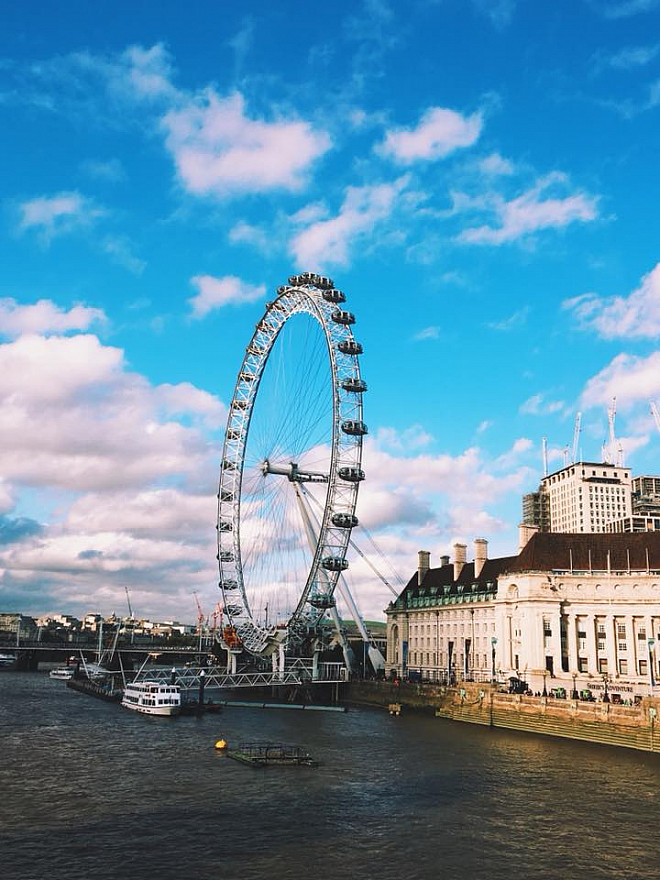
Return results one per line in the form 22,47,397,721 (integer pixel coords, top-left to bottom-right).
2,0,660,624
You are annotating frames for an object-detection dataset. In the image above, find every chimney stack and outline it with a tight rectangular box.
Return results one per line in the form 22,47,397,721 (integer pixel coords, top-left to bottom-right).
453,543,467,581
440,555,450,567
418,550,430,585
474,538,488,578
518,523,539,553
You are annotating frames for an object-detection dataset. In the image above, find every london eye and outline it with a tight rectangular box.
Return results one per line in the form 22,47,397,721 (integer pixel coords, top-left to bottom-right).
216,272,367,661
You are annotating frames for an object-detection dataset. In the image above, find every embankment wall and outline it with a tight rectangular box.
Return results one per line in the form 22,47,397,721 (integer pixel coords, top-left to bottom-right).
344,681,660,754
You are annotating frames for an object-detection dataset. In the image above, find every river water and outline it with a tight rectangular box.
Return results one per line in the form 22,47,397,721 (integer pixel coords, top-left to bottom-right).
1,673,659,880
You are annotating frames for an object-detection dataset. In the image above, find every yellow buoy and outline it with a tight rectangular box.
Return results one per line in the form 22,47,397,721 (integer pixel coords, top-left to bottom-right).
215,739,227,750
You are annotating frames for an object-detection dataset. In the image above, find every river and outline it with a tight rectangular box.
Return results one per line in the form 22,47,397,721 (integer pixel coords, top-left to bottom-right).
1,672,659,880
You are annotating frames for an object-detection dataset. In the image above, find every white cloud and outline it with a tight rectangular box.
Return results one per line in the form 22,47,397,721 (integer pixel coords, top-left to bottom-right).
0,313,227,619
479,152,515,176
413,326,440,341
0,299,106,338
487,306,529,331
289,177,408,269
563,262,660,339
459,173,598,245
494,436,533,470
376,425,433,452
188,274,266,318
163,90,331,197
581,351,660,409
591,0,659,18
519,393,566,416
81,158,126,181
102,236,146,275
380,106,482,164
18,191,103,239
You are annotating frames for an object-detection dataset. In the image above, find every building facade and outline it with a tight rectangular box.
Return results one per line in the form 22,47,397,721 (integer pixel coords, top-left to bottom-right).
386,531,660,697
523,462,632,533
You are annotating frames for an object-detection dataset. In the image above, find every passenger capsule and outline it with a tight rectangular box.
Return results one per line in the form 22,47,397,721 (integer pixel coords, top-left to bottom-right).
331,513,359,529
218,551,234,562
308,593,337,609
321,556,349,572
218,521,233,532
341,377,367,393
322,289,346,304
338,466,365,483
222,459,237,470
221,579,238,590
233,399,249,409
239,371,255,383
341,420,368,436
220,490,234,502
314,275,334,290
226,429,241,440
332,309,355,326
225,604,243,616
338,340,363,356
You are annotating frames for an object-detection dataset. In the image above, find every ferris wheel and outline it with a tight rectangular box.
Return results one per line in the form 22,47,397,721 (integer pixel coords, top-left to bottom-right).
216,272,367,658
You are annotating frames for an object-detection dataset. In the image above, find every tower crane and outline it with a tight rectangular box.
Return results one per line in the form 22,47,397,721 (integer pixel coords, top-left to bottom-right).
571,412,582,463
193,591,207,654
651,401,660,435
124,586,134,620
542,437,548,477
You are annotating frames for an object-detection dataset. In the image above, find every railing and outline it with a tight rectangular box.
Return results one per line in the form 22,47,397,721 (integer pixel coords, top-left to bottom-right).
127,659,346,690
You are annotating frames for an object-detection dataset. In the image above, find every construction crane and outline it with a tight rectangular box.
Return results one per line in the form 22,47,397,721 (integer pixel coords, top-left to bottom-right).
542,437,548,477
571,412,582,463
651,401,660,435
124,586,134,620
193,591,207,654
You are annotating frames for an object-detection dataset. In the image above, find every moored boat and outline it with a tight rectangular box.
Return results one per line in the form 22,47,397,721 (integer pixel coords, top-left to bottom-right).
49,666,75,680
0,652,17,670
121,680,181,716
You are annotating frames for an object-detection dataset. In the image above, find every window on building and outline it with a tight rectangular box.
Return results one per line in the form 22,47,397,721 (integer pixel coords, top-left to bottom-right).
619,659,628,675
578,657,588,672
598,658,608,673
639,659,648,676
618,642,627,653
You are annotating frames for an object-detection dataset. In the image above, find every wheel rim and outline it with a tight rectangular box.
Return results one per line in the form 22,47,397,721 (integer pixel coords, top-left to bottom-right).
216,273,366,656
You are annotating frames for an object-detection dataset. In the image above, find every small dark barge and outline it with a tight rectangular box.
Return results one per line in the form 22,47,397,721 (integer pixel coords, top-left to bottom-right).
226,742,318,768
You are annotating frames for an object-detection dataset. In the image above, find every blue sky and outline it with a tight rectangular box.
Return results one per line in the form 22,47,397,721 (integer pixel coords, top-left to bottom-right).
2,0,660,622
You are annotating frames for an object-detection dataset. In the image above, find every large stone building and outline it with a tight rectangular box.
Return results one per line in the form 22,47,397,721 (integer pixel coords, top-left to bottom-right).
523,462,632,534
386,531,660,697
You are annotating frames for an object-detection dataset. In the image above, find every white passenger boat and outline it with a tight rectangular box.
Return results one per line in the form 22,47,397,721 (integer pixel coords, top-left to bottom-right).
49,666,75,680
0,652,16,669
121,680,181,716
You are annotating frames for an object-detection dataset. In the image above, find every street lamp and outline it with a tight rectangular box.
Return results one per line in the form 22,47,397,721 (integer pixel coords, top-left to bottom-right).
542,669,548,698
648,638,656,692
602,672,610,703
571,672,578,700
491,637,498,684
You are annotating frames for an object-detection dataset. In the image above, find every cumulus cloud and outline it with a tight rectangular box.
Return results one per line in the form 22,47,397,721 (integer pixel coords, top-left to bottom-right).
589,0,659,18
0,298,106,338
18,191,103,239
413,326,440,341
289,177,408,269
479,152,515,176
458,173,598,245
519,392,566,416
188,274,266,318
163,90,331,197
81,158,126,181
581,351,660,409
0,314,227,619
379,106,482,163
563,262,660,339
